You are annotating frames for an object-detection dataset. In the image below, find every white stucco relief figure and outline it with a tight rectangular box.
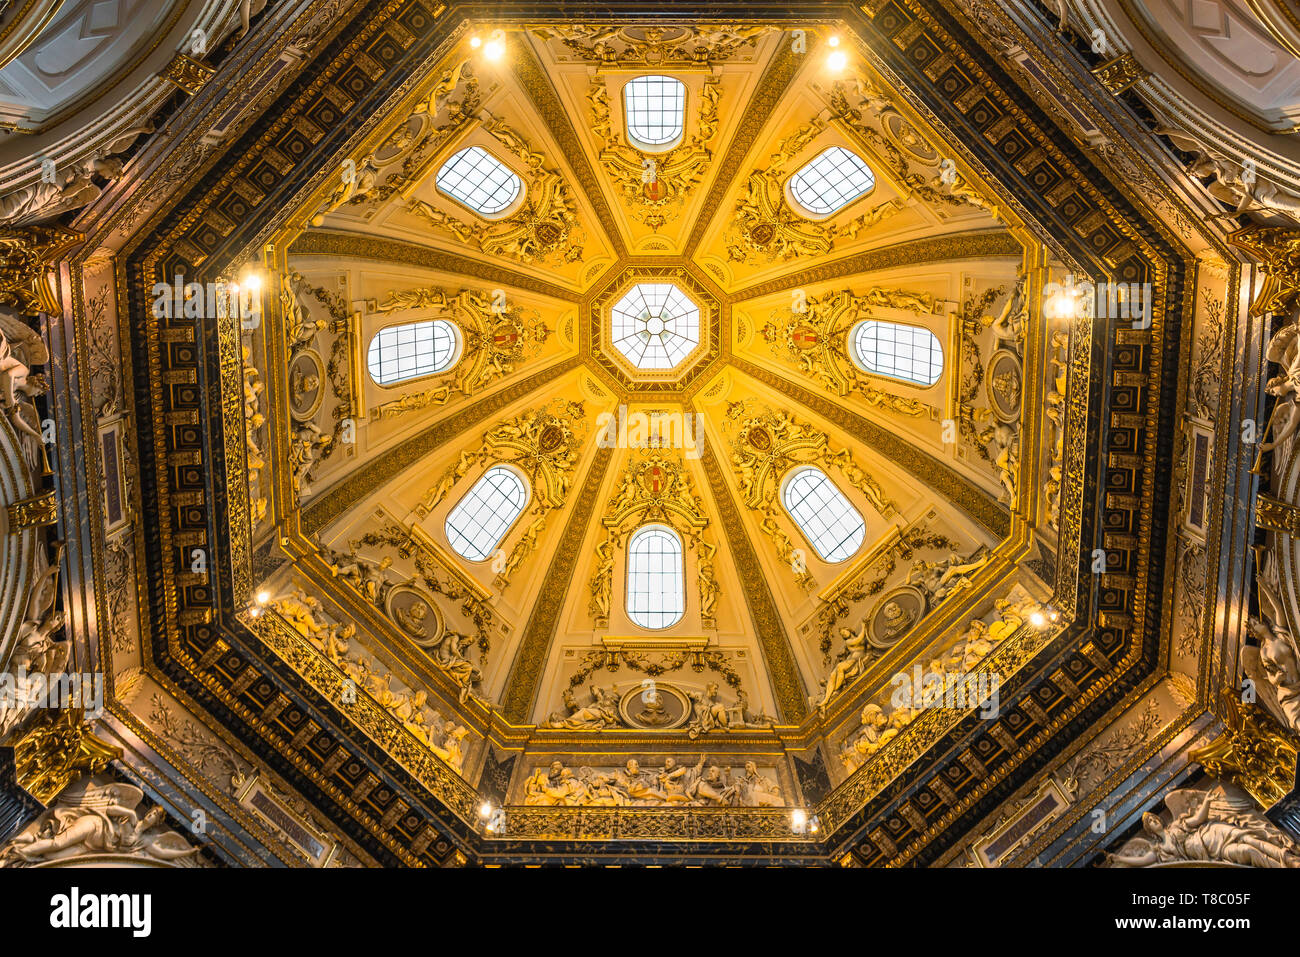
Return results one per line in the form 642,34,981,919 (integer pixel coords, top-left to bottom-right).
1105,783,1300,868
0,780,204,867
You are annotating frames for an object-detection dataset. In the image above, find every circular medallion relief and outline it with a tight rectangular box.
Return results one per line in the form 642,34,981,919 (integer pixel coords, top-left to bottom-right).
617,683,690,730
985,349,1023,423
385,584,444,648
868,585,927,649
288,349,325,422
881,109,940,166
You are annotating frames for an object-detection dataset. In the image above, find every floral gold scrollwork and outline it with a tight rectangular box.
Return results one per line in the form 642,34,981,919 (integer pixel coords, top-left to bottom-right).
588,75,721,230
0,225,81,317
370,286,551,419
1193,695,1300,813
587,450,719,628
723,401,895,589
406,116,585,265
761,287,939,417
418,399,586,588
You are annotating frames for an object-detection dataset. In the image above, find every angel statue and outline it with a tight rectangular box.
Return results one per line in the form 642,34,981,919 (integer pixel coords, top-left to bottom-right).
813,620,871,715
1105,785,1300,868
545,684,620,730
0,781,202,867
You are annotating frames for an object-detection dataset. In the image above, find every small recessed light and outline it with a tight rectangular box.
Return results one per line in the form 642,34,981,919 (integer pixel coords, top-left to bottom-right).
827,50,847,71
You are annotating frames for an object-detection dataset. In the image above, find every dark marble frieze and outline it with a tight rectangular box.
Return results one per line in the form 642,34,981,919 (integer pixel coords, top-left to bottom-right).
501,446,615,722
730,230,1023,301
731,358,1010,539
300,356,582,537
289,230,584,302
106,0,1197,865
697,437,808,723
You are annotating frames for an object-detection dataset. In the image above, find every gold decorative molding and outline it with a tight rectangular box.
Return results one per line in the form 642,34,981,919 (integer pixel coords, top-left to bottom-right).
0,225,81,316
1257,493,1300,535
12,710,121,806
6,490,57,529
1090,54,1148,96
160,52,216,96
1228,225,1300,318
1193,697,1300,812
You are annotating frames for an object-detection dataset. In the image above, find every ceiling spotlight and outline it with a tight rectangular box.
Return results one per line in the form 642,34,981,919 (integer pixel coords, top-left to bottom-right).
470,35,482,48
828,35,841,47
255,590,270,605
827,49,847,71
484,30,505,61
791,808,808,833
1048,608,1061,622
809,814,821,835
1030,610,1047,629
479,800,493,819
241,270,262,293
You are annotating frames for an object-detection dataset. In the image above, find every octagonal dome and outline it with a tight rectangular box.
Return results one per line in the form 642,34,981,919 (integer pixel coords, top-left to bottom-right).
610,282,700,370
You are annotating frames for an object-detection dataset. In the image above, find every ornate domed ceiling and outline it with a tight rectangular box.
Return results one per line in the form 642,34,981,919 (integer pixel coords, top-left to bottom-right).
13,0,1279,870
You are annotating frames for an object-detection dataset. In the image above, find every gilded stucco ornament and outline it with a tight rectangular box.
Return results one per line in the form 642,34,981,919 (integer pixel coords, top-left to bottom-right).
724,401,895,590
761,287,939,417
535,23,766,67
370,285,551,419
587,75,722,230
839,597,1037,770
521,755,783,807
587,450,719,628
406,117,586,265
415,399,585,589
1192,696,1300,814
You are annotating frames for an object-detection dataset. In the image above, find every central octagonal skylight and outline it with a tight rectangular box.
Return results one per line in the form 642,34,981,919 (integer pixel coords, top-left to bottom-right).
610,282,701,370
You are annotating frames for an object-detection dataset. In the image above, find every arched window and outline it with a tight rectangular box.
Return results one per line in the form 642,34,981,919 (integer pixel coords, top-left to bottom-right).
445,466,529,561
781,468,865,563
623,75,686,150
367,319,460,385
626,524,685,629
850,320,943,387
788,146,876,217
435,146,522,216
